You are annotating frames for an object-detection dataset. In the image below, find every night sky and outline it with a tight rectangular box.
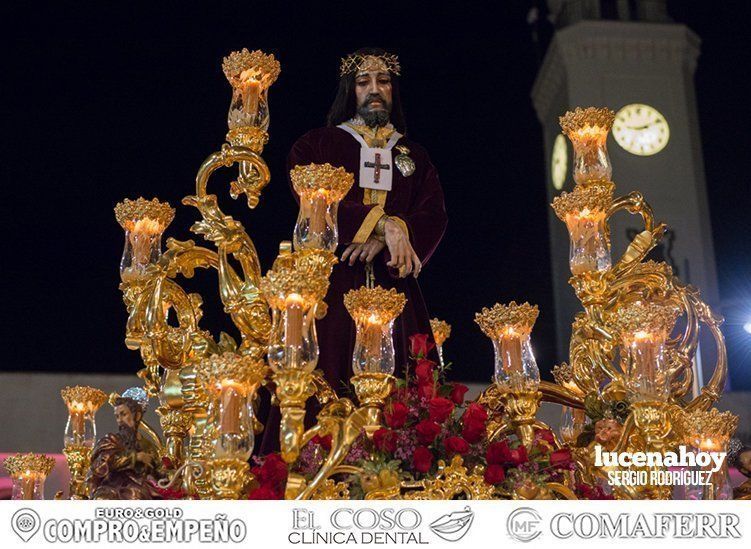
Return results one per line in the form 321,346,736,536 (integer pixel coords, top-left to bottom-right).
4,2,750,387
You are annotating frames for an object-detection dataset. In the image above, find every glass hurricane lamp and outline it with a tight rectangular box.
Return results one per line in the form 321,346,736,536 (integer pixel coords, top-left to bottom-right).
261,250,332,372
609,300,681,403
344,286,407,376
222,48,281,133
552,184,614,275
475,301,540,393
559,107,615,187
197,352,268,462
291,163,354,252
3,453,56,500
114,197,175,283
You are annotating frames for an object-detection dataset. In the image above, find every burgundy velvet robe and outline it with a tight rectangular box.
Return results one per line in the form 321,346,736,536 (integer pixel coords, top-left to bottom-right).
258,126,447,454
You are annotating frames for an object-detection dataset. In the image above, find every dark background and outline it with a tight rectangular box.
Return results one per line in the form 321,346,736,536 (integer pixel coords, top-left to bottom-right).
4,1,750,386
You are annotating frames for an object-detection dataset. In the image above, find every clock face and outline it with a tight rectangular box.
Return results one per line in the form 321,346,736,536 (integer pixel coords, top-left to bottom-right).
613,104,669,156
551,134,567,190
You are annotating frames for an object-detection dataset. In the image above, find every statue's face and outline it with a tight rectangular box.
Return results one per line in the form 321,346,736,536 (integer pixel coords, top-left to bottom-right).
595,419,622,445
114,404,137,429
355,70,392,117
740,449,751,472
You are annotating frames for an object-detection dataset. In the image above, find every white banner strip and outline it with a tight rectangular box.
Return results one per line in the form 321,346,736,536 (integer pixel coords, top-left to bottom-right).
1,500,749,548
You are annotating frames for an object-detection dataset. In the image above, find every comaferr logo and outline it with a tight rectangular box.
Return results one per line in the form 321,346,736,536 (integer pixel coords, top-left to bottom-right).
550,512,741,539
429,506,475,542
506,507,542,542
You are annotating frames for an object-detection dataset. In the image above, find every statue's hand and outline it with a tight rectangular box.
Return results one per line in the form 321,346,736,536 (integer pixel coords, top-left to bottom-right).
136,451,153,466
341,237,386,265
384,219,421,278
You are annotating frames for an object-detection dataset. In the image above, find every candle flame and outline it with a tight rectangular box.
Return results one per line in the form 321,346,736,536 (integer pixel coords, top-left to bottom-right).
285,293,305,306
239,69,259,82
128,217,164,235
501,326,519,337
574,125,608,139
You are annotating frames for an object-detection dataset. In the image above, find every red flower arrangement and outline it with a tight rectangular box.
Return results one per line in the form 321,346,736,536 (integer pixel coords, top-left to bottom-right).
246,333,607,500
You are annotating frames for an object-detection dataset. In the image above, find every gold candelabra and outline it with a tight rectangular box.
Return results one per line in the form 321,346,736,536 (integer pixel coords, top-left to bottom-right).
39,50,734,501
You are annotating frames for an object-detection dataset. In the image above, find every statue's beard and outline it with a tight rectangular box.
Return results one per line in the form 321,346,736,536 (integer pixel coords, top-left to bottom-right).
118,424,138,451
357,96,390,128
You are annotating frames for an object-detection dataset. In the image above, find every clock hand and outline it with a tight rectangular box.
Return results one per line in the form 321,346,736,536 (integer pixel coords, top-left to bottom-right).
625,124,651,131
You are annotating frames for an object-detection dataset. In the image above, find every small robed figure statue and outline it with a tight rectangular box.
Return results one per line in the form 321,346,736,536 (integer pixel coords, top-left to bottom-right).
86,388,162,499
260,48,447,453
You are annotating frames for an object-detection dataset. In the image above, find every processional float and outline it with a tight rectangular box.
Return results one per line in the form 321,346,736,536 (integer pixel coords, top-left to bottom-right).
5,48,745,501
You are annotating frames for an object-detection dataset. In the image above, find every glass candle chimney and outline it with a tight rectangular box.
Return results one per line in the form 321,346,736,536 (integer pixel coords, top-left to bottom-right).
61,386,107,449
114,198,175,283
679,409,738,500
269,292,319,371
564,210,611,275
552,181,614,276
475,302,540,392
345,287,406,376
559,107,615,186
198,353,267,462
209,380,254,461
261,251,332,372
291,163,354,252
611,301,680,402
4,454,56,500
222,49,281,131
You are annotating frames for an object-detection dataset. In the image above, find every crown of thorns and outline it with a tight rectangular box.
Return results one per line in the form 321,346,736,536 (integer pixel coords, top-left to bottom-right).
340,53,401,77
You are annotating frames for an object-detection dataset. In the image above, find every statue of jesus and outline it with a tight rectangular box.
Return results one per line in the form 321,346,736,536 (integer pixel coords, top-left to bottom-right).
259,48,447,454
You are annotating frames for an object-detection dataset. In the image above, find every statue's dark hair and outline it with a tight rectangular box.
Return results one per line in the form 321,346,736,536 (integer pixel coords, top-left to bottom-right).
114,397,142,420
326,47,406,135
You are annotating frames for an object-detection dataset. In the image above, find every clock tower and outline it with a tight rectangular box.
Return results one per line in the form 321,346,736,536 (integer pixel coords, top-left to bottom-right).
531,1,720,384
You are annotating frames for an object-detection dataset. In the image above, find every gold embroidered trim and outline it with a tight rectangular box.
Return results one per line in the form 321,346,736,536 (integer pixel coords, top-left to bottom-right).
352,206,386,244
389,216,409,240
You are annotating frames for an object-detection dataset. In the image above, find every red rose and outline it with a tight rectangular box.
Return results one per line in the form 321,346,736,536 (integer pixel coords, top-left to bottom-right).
311,434,332,451
413,446,433,473
415,420,442,445
486,440,512,465
256,453,288,486
461,403,488,443
463,403,488,424
415,359,435,383
549,448,572,468
508,445,528,466
373,428,398,454
410,334,435,358
384,401,409,429
428,397,454,424
484,464,506,485
462,423,485,443
418,381,435,400
462,420,486,443
449,383,469,405
444,436,470,455
534,429,555,445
